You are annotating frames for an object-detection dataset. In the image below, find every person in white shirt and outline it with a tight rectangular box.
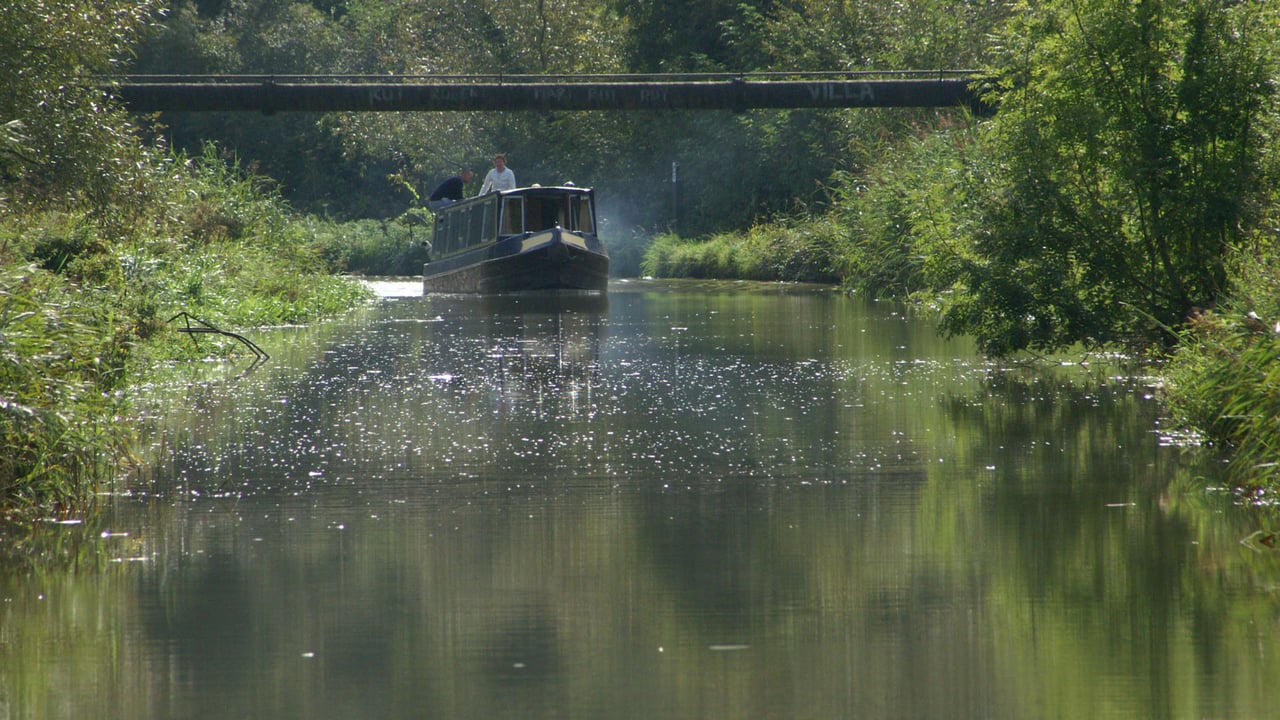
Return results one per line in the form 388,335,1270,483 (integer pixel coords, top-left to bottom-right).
479,153,516,194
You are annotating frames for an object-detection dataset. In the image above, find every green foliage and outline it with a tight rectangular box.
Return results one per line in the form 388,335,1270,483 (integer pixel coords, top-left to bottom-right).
0,0,164,220
614,0,766,71
305,215,431,276
1163,307,1280,488
0,0,162,512
117,146,372,333
757,0,1007,71
1,139,373,511
641,218,846,283
832,118,981,298
0,266,132,514
643,113,983,290
938,0,1279,356
1163,228,1280,488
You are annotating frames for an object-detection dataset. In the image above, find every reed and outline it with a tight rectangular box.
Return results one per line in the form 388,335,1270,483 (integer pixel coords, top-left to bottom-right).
641,219,845,283
0,266,131,516
1163,240,1280,490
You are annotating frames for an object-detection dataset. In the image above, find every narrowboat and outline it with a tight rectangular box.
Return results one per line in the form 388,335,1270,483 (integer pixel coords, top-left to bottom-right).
422,185,609,293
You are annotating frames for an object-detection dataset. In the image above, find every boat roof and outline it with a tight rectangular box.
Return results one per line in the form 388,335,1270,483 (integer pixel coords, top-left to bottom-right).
498,185,592,195
432,185,593,215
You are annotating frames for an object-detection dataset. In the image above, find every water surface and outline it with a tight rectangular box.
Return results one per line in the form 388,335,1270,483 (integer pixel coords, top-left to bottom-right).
3,279,1279,719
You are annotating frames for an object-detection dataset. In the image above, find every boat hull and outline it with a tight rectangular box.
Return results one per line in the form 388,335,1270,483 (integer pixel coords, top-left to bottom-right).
423,229,608,293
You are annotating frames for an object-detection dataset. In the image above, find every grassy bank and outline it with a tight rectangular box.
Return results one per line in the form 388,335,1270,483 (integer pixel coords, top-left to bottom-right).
306,212,432,278
640,217,847,284
1,147,373,518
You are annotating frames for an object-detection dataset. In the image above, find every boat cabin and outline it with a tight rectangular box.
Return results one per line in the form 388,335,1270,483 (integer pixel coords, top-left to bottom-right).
431,186,597,259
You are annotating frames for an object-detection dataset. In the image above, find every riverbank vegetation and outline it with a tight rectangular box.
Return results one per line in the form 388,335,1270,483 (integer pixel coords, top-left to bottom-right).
641,218,845,284
6,0,1280,515
1,2,373,517
0,147,373,515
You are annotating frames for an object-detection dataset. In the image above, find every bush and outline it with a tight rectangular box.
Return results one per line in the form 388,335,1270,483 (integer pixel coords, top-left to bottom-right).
830,121,979,299
305,215,431,276
933,0,1278,356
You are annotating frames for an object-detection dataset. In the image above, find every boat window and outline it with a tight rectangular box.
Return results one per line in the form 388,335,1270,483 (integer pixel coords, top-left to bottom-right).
501,197,523,234
468,204,483,245
453,208,467,251
525,196,566,232
436,213,452,255
570,195,594,233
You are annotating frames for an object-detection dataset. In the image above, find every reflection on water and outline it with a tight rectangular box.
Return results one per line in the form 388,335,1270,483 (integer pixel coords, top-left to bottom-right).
3,280,1279,720
475,293,606,419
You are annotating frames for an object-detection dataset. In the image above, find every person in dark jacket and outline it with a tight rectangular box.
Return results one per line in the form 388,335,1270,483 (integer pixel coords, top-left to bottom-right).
427,169,474,210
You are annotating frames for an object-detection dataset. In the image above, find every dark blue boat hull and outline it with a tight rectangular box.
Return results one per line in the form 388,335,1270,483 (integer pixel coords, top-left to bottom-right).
423,228,609,293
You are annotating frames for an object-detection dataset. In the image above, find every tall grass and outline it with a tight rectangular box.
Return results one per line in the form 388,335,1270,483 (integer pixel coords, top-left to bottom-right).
641,217,847,283
0,266,131,515
1163,239,1280,490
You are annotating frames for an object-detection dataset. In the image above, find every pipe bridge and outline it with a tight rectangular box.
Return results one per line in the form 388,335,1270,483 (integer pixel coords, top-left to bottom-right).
109,72,983,114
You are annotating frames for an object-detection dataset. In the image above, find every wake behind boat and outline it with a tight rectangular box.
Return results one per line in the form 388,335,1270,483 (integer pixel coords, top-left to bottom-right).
422,185,609,293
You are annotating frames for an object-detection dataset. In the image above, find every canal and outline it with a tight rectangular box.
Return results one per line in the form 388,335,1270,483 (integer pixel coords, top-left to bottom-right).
3,279,1280,719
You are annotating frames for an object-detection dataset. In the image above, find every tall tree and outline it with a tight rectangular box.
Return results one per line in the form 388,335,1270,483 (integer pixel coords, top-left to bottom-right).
613,0,780,72
1,0,162,219
755,0,1006,71
936,0,1278,355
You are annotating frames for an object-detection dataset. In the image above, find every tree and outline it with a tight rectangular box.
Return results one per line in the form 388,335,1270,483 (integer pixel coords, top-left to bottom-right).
754,0,1006,72
0,0,162,220
936,0,1278,355
613,0,777,72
